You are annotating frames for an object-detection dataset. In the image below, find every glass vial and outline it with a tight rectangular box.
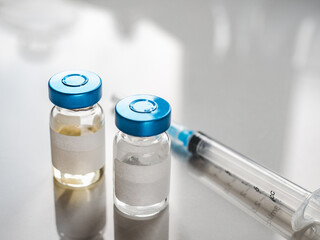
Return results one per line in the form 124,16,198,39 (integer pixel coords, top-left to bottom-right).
114,94,171,218
48,70,105,188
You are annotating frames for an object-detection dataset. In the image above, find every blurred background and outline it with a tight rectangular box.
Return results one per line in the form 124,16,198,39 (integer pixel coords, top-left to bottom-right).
1,0,320,239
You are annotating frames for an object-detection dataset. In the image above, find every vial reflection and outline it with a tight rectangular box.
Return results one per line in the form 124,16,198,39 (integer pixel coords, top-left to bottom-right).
114,205,169,240
54,176,106,240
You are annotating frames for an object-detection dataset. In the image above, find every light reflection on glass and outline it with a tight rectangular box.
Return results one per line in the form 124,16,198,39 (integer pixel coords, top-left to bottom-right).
53,176,106,240
114,205,169,240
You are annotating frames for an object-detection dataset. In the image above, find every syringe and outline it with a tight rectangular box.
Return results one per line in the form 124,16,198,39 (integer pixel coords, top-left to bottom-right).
168,123,320,240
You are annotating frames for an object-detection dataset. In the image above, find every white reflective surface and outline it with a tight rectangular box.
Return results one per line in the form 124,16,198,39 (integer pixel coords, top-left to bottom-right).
1,0,320,239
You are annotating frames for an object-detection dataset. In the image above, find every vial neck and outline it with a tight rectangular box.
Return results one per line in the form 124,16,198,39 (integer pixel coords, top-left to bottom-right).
56,104,97,112
120,132,161,145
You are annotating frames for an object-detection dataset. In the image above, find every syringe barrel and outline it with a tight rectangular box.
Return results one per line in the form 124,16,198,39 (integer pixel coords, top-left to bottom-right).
189,132,317,238
190,132,310,211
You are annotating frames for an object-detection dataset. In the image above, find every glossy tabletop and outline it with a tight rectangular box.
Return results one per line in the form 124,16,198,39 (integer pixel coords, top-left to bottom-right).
1,0,320,239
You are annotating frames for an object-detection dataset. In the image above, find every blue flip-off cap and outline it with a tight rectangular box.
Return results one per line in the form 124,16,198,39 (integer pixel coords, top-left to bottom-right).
115,94,171,137
48,70,102,109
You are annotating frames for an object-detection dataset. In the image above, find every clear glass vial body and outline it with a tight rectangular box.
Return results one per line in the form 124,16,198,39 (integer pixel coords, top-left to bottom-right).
113,131,171,218
50,103,105,188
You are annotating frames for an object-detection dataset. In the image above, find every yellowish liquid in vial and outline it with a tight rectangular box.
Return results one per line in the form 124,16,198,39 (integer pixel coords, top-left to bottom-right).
53,125,104,188
57,125,98,136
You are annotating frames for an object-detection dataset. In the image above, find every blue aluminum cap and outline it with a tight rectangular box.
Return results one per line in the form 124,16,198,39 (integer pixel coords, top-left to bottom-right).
115,94,171,137
48,70,102,109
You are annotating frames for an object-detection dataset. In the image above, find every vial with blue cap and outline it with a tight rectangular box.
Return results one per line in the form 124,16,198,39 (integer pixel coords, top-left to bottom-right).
114,94,171,218
48,70,105,188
